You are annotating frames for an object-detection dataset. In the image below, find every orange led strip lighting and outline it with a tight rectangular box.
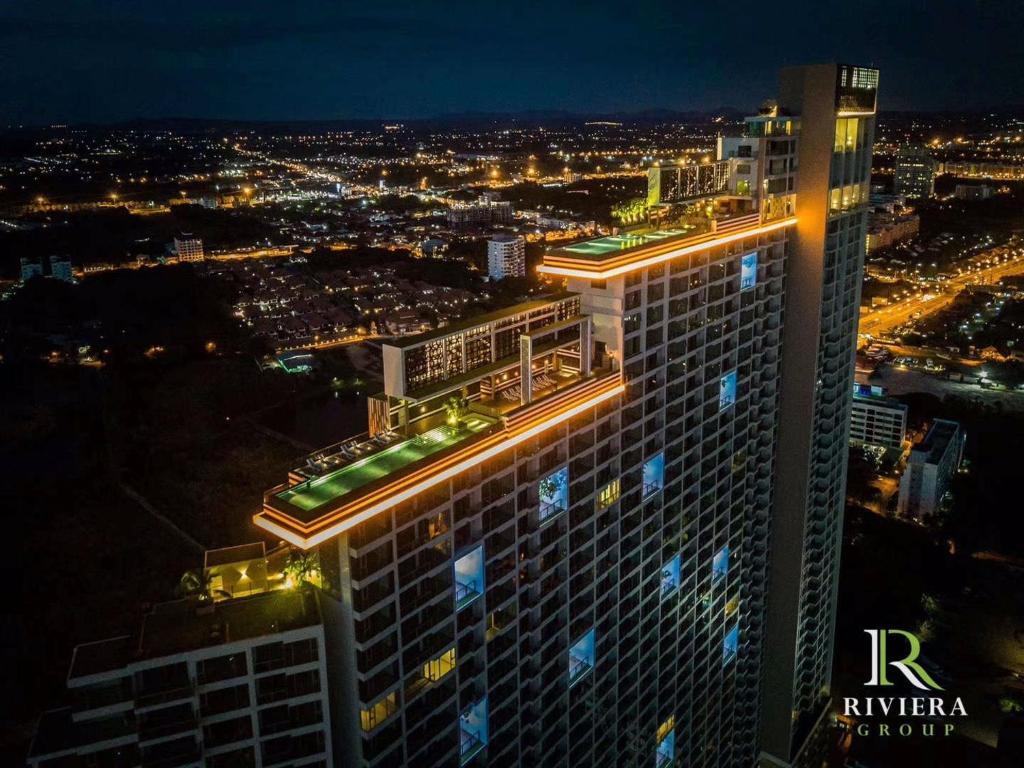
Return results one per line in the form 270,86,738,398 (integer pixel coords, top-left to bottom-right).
539,217,797,280
255,376,625,549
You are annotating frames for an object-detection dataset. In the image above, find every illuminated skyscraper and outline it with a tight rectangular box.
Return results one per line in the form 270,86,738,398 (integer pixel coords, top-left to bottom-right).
761,63,878,767
893,143,937,198
249,63,876,768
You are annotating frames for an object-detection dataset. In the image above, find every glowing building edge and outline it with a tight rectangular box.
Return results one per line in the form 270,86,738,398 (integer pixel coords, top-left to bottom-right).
539,217,797,279
254,381,625,549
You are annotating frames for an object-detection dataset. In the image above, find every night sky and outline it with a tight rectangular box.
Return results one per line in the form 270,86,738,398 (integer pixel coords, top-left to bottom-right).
2,0,1022,124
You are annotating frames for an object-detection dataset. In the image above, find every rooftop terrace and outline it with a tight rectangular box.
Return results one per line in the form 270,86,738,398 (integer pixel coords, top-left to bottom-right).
542,213,796,279
278,415,497,514
555,225,701,261
257,370,624,549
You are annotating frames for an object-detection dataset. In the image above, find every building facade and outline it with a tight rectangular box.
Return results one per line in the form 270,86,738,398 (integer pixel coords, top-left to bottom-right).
761,63,877,767
849,384,908,453
897,418,965,518
175,233,205,262
50,255,75,282
20,257,43,282
487,235,526,280
248,64,875,768
866,211,919,252
893,144,937,199
28,582,334,768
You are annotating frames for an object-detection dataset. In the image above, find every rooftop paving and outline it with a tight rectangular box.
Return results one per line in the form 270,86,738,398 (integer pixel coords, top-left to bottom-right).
277,416,497,513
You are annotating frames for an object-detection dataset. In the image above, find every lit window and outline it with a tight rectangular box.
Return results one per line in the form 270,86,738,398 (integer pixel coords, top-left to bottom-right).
539,467,568,522
712,546,730,584
460,698,488,764
724,624,739,665
661,554,680,599
454,546,485,610
360,691,397,732
739,251,758,292
596,479,621,511
568,629,596,686
423,647,456,683
656,717,676,767
642,453,665,499
719,371,737,411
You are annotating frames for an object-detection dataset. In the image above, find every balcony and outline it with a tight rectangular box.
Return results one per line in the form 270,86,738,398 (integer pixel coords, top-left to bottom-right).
454,546,485,611
459,698,489,765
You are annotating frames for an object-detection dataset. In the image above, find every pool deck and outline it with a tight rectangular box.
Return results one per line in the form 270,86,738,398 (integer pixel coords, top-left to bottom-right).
256,371,625,549
277,415,497,513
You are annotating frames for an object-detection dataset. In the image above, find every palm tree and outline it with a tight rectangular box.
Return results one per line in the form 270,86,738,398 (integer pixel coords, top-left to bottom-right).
284,551,321,588
443,394,469,429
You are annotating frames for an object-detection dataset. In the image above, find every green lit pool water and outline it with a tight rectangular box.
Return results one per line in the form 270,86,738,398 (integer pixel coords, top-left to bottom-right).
558,227,696,258
278,416,495,511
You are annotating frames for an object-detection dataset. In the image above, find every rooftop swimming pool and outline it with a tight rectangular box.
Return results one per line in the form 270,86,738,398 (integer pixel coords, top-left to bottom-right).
277,416,496,512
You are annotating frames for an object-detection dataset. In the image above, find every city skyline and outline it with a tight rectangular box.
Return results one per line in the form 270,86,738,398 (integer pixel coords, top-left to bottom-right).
2,1,1023,125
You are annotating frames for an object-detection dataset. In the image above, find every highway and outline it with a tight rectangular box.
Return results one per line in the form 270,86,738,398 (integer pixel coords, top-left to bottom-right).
858,248,1024,338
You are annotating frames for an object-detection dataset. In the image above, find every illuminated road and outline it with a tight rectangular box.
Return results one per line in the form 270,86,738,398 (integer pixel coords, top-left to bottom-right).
858,250,1024,338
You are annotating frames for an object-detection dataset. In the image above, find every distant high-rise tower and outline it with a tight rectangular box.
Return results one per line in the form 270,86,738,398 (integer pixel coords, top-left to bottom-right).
20,257,43,282
49,255,74,283
487,234,526,280
893,144,937,198
174,233,205,262
760,63,878,767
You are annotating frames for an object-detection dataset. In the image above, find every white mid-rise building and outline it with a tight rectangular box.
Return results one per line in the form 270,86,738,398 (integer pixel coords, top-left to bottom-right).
849,385,907,452
28,545,334,768
487,234,526,280
898,418,965,518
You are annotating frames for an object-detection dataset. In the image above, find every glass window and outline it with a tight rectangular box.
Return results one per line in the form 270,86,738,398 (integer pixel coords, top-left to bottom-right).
596,479,621,511
423,647,456,682
661,554,681,599
712,546,730,583
642,453,665,499
724,624,739,665
719,371,737,411
454,546,485,610
539,467,569,521
568,629,596,686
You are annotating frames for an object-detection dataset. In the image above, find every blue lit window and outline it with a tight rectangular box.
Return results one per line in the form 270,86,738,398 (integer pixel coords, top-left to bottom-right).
661,554,680,599
642,453,665,499
724,624,739,665
740,251,758,291
454,546,484,611
719,371,737,411
539,467,568,522
459,698,488,764
712,546,729,584
568,628,595,686
656,720,676,768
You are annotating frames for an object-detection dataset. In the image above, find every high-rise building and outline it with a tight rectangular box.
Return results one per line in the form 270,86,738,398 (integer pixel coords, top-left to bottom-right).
20,257,43,282
893,144,937,198
249,64,875,768
760,63,877,767
174,233,205,262
897,418,965,518
28,545,334,768
50,255,74,282
487,235,526,280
